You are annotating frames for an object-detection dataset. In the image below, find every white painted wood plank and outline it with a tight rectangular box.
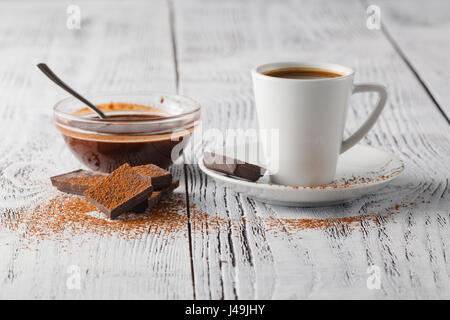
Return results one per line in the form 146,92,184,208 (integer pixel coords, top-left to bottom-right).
375,0,450,120
175,0,450,299
0,1,193,299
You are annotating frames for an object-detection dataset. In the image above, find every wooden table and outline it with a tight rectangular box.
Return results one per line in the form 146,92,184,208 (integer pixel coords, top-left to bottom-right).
0,0,449,299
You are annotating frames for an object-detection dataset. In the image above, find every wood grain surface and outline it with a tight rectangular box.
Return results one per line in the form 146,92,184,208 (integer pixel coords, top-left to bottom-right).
0,0,449,299
375,0,450,121
0,0,193,300
177,0,450,299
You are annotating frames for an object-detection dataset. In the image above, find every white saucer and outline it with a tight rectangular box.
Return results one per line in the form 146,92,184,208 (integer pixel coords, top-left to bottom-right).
198,144,405,207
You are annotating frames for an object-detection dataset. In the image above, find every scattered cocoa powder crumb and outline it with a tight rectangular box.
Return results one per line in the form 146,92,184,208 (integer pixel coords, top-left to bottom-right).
264,213,379,238
63,175,106,188
11,193,188,248
186,194,429,240
288,162,404,190
7,183,432,250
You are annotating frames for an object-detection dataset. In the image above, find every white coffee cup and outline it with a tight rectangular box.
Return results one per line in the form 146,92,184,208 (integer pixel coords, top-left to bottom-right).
252,61,387,186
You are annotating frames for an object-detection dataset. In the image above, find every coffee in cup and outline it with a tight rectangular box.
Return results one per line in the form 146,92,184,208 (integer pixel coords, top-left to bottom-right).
252,62,387,186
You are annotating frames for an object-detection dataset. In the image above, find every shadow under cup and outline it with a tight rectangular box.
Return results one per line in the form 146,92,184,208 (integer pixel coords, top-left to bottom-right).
54,93,201,173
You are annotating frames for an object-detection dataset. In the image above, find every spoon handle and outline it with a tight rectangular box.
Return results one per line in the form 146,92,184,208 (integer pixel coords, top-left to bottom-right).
37,63,107,119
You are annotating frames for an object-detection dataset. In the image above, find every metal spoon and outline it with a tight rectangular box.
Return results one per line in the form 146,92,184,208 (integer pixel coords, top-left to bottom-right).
36,63,107,119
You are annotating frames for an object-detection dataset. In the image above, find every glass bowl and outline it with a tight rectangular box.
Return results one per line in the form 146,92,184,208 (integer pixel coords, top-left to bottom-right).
54,92,201,172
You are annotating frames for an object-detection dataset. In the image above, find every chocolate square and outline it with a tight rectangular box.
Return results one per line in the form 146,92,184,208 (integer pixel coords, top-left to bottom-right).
203,152,265,182
134,164,172,190
133,179,180,213
148,178,180,208
84,164,153,219
50,169,107,195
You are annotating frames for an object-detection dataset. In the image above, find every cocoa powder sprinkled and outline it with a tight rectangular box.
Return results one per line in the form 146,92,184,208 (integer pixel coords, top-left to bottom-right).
84,163,153,214
62,175,106,188
7,183,430,250
289,162,404,190
11,193,188,248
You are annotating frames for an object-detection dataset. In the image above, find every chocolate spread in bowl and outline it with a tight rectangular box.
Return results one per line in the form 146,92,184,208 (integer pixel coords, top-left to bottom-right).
56,102,194,172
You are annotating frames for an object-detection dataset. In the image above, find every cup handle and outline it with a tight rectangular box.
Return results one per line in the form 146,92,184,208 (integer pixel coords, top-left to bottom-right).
340,83,388,153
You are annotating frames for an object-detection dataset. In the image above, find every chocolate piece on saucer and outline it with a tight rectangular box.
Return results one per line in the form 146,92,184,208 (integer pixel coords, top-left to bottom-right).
203,152,265,182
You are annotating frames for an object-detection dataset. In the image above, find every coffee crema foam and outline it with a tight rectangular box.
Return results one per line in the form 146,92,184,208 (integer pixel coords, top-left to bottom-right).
263,67,343,79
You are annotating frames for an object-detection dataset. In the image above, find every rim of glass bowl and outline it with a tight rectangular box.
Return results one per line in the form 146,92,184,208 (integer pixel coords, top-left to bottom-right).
53,91,201,135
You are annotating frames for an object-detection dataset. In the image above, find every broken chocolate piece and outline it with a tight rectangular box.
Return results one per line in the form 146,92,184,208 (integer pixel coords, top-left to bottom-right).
50,169,107,195
84,163,153,219
149,178,180,207
203,152,265,182
133,179,180,213
134,164,172,190
160,178,179,199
